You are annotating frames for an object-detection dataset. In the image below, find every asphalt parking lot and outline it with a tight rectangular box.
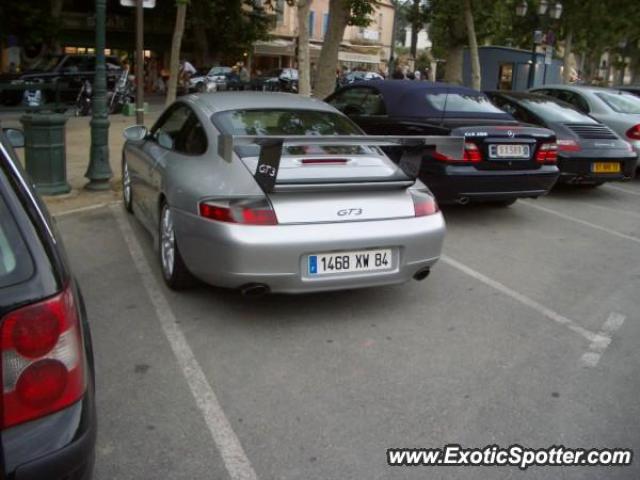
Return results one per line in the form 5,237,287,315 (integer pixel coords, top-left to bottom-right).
56,180,640,480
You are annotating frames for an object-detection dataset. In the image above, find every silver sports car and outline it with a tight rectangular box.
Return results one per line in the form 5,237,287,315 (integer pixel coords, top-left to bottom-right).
122,92,463,294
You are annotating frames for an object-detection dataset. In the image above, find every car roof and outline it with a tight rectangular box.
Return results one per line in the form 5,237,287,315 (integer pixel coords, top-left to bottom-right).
195,92,336,114
346,80,508,118
344,80,510,118
533,84,631,94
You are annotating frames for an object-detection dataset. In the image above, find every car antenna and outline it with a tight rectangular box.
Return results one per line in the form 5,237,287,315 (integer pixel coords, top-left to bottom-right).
439,85,450,127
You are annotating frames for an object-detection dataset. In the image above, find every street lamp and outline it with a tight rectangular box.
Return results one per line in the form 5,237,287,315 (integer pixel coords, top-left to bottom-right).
516,0,562,89
85,0,113,190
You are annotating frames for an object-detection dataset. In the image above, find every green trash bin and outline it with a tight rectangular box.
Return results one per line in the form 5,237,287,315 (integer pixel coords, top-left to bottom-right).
20,113,71,195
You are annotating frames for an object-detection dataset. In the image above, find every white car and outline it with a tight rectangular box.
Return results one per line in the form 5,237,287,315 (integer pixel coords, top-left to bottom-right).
189,66,232,92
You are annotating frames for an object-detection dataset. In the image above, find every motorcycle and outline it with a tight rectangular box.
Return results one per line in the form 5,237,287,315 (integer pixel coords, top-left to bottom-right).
74,79,92,117
108,67,134,114
74,68,134,117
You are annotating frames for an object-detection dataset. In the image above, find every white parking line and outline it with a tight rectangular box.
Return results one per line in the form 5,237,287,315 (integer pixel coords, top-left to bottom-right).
604,184,640,197
572,202,640,220
580,313,626,368
111,206,258,480
54,201,122,218
520,201,640,246
441,255,602,344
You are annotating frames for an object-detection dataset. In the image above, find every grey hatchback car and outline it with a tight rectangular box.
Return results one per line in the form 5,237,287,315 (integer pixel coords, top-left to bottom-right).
121,92,463,295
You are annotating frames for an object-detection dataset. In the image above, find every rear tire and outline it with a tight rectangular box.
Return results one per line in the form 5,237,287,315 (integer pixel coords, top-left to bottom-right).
159,203,194,290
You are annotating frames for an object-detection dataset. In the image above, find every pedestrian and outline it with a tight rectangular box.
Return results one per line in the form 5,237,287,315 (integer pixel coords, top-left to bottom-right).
238,62,250,89
179,58,196,94
414,69,421,81
392,68,405,80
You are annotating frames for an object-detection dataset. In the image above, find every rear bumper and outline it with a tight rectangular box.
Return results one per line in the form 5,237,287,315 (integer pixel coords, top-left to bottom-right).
557,155,637,183
174,210,446,293
4,393,96,480
423,165,560,203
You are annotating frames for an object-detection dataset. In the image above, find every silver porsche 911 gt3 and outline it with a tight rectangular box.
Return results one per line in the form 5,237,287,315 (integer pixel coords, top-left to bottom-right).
121,92,463,294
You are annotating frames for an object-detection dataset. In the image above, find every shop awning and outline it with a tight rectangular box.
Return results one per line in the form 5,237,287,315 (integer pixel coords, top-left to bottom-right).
338,51,381,64
253,39,295,57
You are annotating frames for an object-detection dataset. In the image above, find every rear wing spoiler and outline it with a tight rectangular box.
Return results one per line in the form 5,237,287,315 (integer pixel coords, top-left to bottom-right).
218,134,464,193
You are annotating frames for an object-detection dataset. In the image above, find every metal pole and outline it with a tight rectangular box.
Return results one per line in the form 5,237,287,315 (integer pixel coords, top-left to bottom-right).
136,0,145,125
85,0,112,191
388,0,398,76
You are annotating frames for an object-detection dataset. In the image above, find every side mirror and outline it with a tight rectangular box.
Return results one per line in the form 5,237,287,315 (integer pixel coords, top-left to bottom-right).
3,128,25,148
123,125,148,142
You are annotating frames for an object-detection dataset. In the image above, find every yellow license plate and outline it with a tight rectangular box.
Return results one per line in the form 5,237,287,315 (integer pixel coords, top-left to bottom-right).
592,162,621,173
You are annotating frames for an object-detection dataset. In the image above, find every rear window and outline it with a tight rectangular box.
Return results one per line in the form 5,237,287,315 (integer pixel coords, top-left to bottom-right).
0,194,34,288
426,93,507,114
520,98,597,123
595,92,640,114
213,109,362,136
213,109,372,156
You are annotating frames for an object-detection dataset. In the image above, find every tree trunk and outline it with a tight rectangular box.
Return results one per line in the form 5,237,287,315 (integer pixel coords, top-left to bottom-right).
443,45,464,84
296,0,312,96
463,0,480,90
166,1,187,106
562,27,573,83
410,0,420,59
50,0,64,53
192,0,210,66
313,0,349,99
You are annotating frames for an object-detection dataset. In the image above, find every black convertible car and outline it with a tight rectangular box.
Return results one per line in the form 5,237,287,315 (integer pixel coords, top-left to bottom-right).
326,81,560,205
486,91,637,185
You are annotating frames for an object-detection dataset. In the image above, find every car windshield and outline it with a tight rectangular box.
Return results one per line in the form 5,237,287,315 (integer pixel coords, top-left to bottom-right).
427,93,507,114
519,97,597,123
595,91,640,114
213,109,373,155
28,55,64,72
209,66,231,76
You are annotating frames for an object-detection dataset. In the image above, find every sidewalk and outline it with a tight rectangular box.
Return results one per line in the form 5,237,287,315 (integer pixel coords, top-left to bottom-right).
1,95,165,215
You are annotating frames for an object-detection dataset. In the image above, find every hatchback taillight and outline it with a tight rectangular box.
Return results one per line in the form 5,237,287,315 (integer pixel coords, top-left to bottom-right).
411,191,439,217
1,285,86,429
199,198,278,225
535,142,558,164
625,124,640,140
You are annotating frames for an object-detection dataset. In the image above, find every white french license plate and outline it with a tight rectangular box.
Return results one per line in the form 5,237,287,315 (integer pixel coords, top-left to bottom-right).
489,144,530,159
308,249,392,276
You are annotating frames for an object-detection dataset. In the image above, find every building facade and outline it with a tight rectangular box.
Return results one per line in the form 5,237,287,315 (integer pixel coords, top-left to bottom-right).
252,0,395,76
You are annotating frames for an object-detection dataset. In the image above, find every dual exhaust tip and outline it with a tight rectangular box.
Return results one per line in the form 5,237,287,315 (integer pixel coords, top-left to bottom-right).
240,268,432,296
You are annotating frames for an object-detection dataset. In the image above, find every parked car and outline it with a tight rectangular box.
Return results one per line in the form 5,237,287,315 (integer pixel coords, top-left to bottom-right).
121,92,463,294
0,127,96,479
326,80,560,206
253,68,298,93
188,66,232,92
614,85,640,97
1,54,123,107
530,85,640,160
486,91,637,185
340,71,384,86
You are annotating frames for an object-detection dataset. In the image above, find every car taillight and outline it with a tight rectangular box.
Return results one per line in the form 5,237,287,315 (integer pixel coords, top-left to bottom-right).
557,139,581,152
1,285,86,429
625,124,640,140
433,142,482,164
535,142,558,164
199,198,278,225
462,142,482,163
411,191,439,217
